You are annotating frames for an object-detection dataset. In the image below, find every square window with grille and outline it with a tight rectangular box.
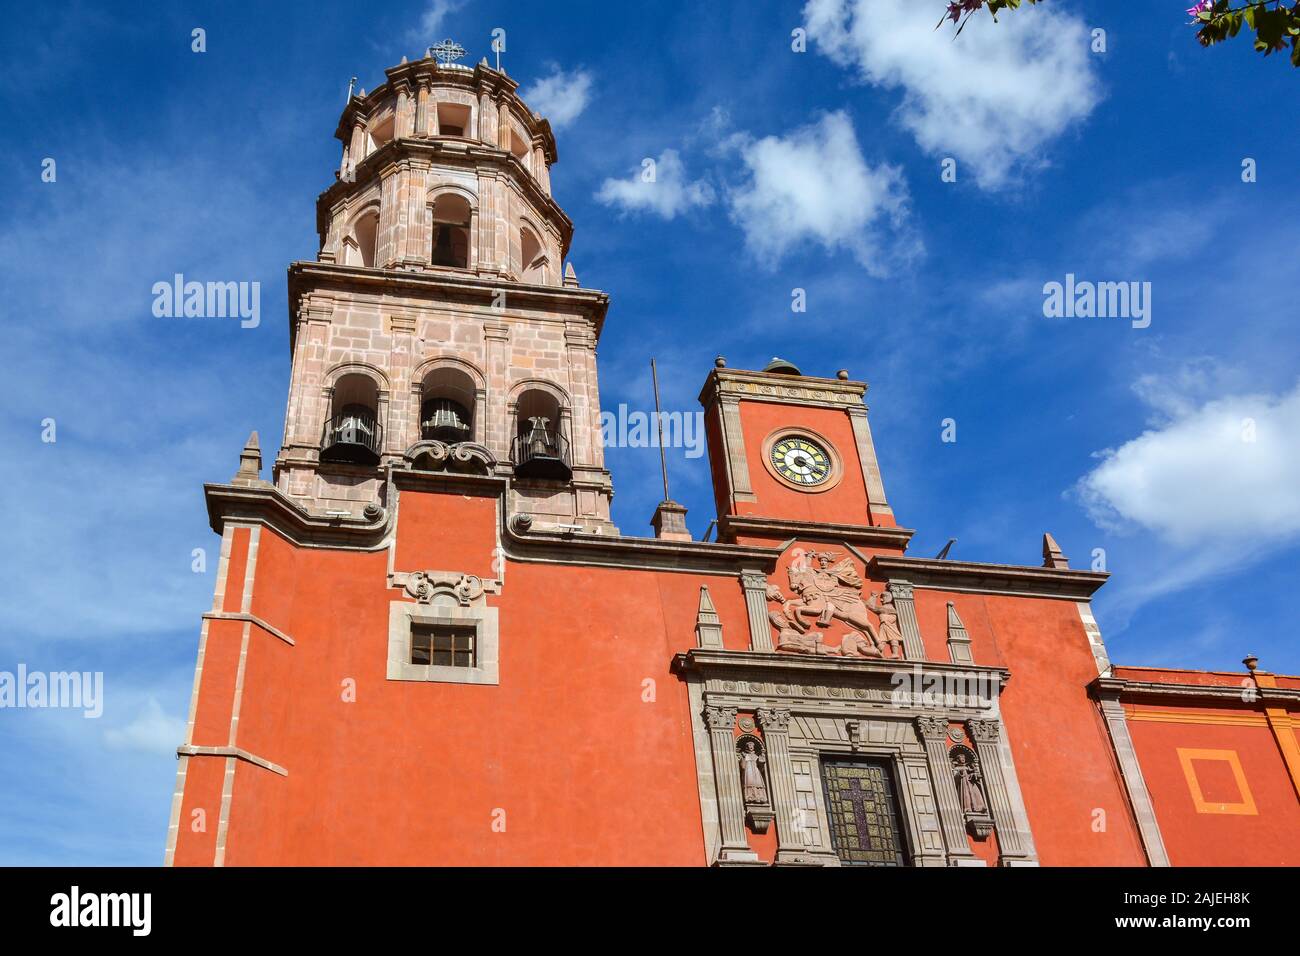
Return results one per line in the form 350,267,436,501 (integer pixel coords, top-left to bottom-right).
410,622,477,668
820,758,909,867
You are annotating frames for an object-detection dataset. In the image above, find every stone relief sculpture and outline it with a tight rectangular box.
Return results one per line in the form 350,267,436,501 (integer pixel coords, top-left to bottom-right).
763,549,902,658
866,589,904,659
402,570,485,607
951,745,994,839
404,439,495,475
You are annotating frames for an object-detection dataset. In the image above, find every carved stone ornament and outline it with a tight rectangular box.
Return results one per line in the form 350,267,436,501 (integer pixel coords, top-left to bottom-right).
763,549,904,659
968,719,1001,744
405,439,495,476
914,715,948,741
950,744,995,840
403,571,485,607
755,707,791,733
703,705,738,730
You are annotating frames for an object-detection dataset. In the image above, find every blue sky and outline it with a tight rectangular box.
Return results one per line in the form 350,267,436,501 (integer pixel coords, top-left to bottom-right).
1,1,1296,865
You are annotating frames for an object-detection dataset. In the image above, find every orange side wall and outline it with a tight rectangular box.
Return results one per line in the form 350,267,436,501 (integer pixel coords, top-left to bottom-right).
1124,705,1300,866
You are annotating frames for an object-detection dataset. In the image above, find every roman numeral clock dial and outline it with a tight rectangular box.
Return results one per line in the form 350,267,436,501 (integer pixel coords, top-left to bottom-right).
770,436,832,486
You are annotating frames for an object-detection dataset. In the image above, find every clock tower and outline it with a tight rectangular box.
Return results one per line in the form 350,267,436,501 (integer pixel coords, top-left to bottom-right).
699,357,908,555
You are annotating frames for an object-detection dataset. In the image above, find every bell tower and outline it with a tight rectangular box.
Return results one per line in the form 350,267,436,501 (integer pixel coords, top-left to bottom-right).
273,45,617,532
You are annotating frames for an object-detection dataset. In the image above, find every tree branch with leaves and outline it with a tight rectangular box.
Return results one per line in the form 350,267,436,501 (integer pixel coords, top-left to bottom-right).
938,0,1300,67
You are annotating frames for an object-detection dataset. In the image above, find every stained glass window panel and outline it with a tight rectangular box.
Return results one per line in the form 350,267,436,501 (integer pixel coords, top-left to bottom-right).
820,758,909,866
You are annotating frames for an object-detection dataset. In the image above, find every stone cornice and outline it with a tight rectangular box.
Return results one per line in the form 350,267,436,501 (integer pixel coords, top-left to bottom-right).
287,260,610,352
674,647,1010,687
204,482,392,550
698,368,868,412
205,476,782,574
718,515,913,551
501,520,781,576
868,555,1108,600
1092,675,1300,707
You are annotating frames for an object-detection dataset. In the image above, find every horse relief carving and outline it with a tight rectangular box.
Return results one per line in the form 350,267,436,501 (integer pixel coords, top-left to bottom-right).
764,549,904,659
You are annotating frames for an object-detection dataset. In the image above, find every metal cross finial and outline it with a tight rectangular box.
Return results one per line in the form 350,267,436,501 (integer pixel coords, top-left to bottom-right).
428,39,467,65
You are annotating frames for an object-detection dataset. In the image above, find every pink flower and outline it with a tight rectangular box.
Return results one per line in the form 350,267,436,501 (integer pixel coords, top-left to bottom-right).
1186,0,1213,19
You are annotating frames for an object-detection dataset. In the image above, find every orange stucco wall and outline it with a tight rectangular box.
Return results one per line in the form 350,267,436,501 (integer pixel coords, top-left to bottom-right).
734,400,877,526
1123,705,1300,866
172,491,1154,866
179,492,763,865
914,589,1147,865
172,481,1295,866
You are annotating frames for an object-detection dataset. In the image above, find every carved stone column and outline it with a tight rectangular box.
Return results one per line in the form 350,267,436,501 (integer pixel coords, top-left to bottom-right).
915,717,979,864
740,571,774,652
968,719,1031,863
704,704,759,865
756,708,816,865
888,580,926,660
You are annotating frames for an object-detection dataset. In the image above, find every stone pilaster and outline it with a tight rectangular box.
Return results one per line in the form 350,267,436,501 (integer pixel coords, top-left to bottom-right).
888,580,926,660
915,717,978,863
719,397,755,502
478,90,496,145
395,86,413,138
846,404,893,519
757,707,817,865
968,719,1031,863
414,81,430,138
348,121,366,165
704,704,759,864
1094,680,1171,866
740,571,774,652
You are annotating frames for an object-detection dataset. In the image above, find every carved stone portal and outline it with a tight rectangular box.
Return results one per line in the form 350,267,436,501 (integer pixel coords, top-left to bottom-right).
764,549,904,659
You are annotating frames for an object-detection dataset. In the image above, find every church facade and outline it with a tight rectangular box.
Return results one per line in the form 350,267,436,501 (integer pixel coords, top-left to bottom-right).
164,51,1300,867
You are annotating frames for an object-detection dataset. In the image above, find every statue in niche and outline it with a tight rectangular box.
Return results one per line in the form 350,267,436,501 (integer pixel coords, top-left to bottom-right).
737,737,769,806
952,749,987,815
951,745,994,839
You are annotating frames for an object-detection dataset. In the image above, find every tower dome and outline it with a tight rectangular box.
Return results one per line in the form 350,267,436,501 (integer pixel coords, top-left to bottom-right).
318,50,568,286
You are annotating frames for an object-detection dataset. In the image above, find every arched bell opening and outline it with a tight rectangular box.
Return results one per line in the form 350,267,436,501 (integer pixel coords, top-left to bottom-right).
519,225,547,284
351,208,379,268
419,365,477,444
430,193,472,269
321,373,383,466
511,388,570,481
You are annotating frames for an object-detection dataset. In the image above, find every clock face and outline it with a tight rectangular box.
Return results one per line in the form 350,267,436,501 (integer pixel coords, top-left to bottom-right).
770,435,833,487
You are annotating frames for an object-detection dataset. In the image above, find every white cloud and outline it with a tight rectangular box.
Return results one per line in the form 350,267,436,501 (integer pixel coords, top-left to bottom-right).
804,0,1102,189
595,148,715,219
104,697,186,756
726,111,919,274
407,0,467,43
520,67,594,129
1076,380,1300,547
